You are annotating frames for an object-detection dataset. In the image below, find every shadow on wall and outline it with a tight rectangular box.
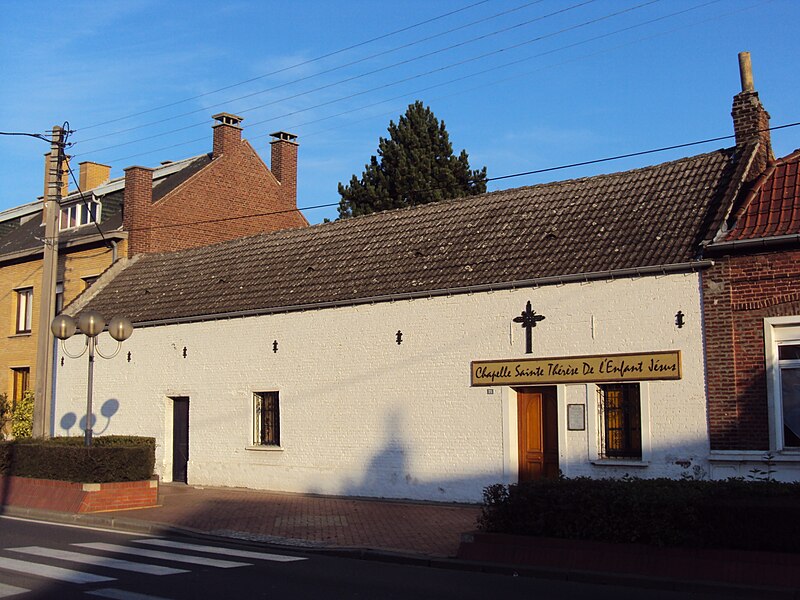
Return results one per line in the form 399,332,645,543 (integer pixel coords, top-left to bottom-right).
58,398,120,438
309,408,502,503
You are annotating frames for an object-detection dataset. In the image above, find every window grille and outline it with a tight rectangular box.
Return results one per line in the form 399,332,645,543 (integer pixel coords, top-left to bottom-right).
253,392,280,446
597,384,641,459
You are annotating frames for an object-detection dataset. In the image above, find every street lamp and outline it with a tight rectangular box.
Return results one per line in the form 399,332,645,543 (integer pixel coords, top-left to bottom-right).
51,311,133,447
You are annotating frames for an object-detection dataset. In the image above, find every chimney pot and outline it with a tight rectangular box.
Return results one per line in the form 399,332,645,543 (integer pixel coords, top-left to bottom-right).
738,51,754,92
212,113,244,158
270,131,299,208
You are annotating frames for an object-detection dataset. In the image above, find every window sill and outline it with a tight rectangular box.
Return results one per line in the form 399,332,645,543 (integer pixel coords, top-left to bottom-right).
9,332,32,338
246,445,284,452
591,459,649,467
709,451,800,462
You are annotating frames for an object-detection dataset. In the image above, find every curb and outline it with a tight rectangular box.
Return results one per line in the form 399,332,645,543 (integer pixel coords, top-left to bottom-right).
2,506,797,599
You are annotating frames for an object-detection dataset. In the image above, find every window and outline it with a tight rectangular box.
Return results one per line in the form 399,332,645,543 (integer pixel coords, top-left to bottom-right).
253,392,280,446
55,282,64,314
82,275,99,290
767,320,800,450
15,288,33,333
11,368,30,410
598,384,642,459
59,199,101,231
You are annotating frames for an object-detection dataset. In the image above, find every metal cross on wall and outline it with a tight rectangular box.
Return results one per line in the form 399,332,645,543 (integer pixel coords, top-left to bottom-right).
513,301,545,354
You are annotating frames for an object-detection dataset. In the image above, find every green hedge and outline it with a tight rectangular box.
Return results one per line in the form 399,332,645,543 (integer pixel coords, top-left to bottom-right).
0,436,155,483
478,477,800,552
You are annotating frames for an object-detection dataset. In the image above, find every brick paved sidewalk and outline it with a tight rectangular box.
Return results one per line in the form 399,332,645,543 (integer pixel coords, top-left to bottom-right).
105,483,481,557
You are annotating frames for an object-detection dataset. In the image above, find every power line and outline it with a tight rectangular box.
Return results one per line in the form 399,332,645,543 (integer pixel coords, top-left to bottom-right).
42,120,800,240
75,0,657,159
260,0,727,145
75,0,601,154
77,0,491,132
102,0,709,165
77,1,546,145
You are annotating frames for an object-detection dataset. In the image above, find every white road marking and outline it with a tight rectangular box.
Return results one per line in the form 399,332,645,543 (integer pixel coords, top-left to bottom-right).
0,582,28,598
0,556,115,584
0,515,141,536
134,539,307,562
86,588,174,600
9,546,189,576
74,543,250,568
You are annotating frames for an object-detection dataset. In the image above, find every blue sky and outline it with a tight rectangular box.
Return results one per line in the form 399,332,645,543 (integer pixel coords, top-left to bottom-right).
1,0,797,224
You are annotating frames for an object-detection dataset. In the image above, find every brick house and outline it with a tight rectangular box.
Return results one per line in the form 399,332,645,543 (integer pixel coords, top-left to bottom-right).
703,145,800,479
0,113,306,413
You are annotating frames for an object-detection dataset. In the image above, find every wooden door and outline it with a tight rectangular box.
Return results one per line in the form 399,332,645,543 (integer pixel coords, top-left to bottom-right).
517,387,559,481
172,397,190,483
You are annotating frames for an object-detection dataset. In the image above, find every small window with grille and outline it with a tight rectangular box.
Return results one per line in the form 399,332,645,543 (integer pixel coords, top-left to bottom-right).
598,383,642,459
253,392,280,446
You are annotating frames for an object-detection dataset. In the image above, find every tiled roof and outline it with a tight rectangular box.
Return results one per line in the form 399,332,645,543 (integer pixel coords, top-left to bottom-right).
0,155,210,260
724,149,800,241
82,147,743,325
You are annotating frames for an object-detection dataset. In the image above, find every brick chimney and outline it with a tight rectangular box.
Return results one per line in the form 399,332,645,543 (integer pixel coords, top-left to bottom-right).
123,166,154,257
212,113,244,158
732,52,772,159
78,161,111,190
270,131,298,206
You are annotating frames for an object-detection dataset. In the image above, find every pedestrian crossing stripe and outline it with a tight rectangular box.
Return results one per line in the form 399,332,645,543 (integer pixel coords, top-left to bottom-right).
86,588,173,600
0,556,115,584
0,582,28,599
9,547,189,576
73,543,251,568
134,539,307,562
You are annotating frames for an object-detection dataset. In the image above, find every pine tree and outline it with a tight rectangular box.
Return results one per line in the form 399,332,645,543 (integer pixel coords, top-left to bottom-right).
338,101,487,218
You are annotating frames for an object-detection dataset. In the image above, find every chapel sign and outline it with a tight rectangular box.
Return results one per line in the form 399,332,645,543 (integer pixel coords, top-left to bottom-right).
471,350,681,386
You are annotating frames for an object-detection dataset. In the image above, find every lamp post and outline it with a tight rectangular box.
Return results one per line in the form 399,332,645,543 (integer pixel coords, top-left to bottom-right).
51,311,133,447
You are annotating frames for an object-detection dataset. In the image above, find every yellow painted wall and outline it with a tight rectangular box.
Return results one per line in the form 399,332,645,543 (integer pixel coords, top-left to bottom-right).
0,239,126,399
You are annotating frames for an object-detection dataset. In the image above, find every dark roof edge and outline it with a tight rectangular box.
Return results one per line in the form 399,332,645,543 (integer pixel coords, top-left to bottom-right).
705,234,800,255
705,142,760,245
65,254,142,316
127,260,714,330
0,231,127,264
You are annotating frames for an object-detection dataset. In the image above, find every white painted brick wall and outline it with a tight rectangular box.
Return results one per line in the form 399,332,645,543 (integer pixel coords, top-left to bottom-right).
53,273,708,502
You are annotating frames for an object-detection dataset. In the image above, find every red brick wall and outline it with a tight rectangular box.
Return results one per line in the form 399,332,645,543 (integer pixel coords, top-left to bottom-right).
126,132,307,257
123,166,155,255
703,249,800,450
0,476,158,513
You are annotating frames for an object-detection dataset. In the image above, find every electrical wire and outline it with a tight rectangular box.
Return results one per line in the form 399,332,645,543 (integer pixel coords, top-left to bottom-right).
77,0,491,132
74,0,659,159
76,1,547,145
260,0,726,144
102,0,713,165
39,120,800,241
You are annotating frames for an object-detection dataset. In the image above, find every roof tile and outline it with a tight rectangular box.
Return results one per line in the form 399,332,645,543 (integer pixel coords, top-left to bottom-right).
82,148,740,324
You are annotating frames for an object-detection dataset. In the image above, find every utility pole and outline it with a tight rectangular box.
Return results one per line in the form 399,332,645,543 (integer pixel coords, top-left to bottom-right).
32,125,65,439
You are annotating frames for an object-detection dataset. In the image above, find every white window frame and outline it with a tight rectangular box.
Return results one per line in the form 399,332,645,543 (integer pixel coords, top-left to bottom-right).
15,287,33,334
59,198,101,231
765,317,800,452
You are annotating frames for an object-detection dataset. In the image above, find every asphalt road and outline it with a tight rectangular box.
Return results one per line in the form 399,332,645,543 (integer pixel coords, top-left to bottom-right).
0,516,756,599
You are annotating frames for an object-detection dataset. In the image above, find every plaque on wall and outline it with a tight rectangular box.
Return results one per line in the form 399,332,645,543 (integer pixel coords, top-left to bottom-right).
567,404,585,431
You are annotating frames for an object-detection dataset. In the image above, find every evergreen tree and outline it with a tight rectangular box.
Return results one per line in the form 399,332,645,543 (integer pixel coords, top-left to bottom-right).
338,101,487,218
